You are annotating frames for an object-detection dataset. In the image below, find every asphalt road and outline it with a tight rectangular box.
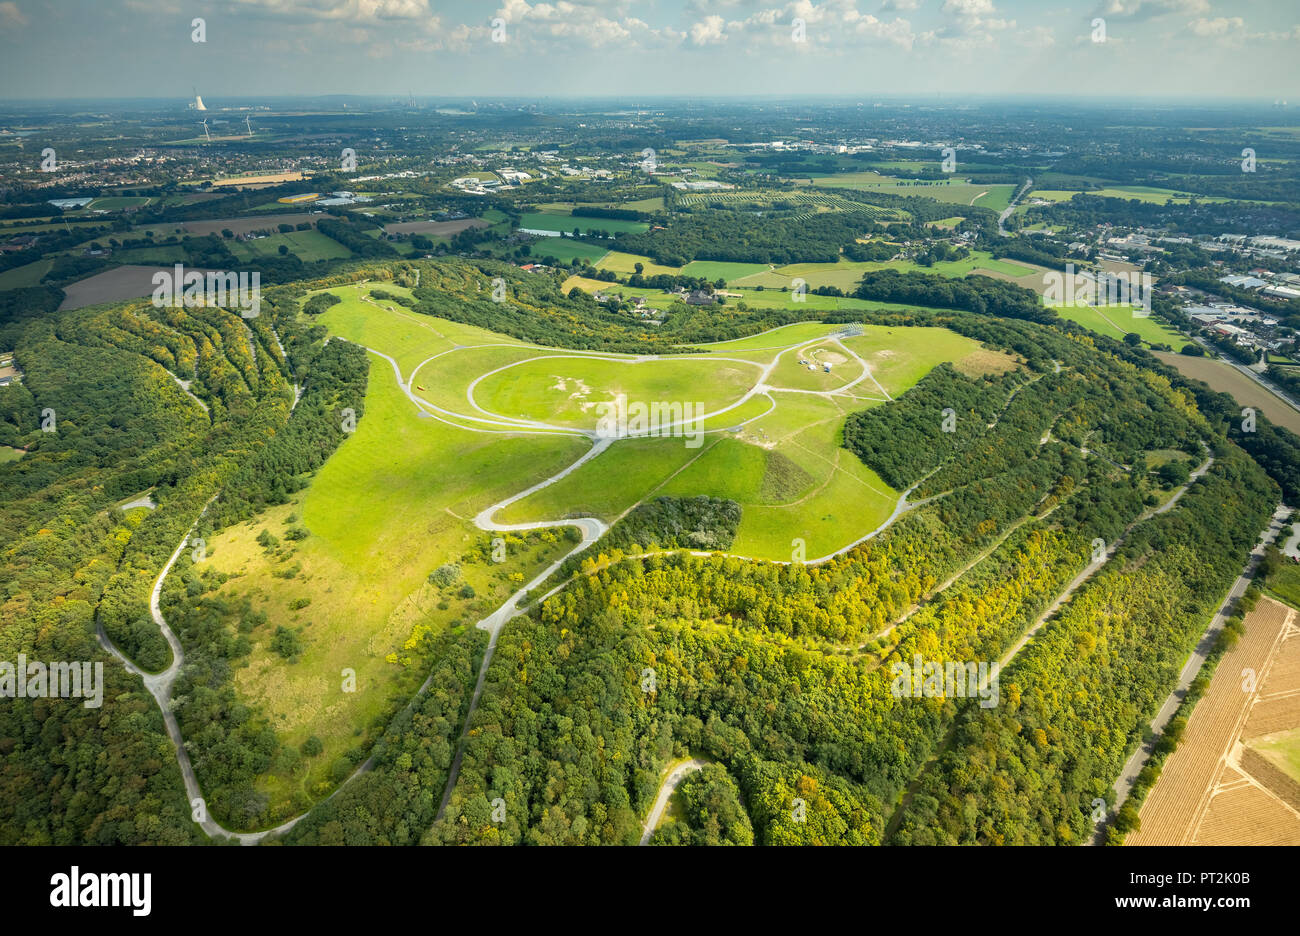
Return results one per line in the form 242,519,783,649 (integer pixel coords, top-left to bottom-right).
639,759,706,846
1090,503,1291,844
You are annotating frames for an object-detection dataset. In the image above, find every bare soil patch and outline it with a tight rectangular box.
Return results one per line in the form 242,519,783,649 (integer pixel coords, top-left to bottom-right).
383,218,489,237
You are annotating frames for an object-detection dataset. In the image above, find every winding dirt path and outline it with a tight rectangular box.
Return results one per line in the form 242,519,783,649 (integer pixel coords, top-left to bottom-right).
103,321,910,842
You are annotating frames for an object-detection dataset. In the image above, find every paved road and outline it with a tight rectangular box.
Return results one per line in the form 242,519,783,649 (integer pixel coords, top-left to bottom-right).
998,178,1032,236
639,759,706,845
1284,524,1300,560
1190,335,1300,415
1091,502,1291,844
106,321,929,839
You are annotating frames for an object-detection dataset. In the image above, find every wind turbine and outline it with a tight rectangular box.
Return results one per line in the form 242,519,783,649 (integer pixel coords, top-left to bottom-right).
244,115,253,137
200,119,211,142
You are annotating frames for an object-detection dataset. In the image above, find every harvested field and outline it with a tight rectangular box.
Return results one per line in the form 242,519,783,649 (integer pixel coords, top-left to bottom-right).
1239,745,1300,810
1127,596,1300,846
1193,780,1300,845
1246,695,1300,737
180,214,319,236
59,265,216,310
210,171,304,187
1252,627,1300,692
1154,351,1300,436
382,218,489,237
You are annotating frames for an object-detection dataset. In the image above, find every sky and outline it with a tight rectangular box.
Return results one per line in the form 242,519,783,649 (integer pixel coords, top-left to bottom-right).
0,0,1297,101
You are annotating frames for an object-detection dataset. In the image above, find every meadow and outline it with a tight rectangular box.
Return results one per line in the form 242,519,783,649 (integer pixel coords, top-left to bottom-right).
520,211,650,236
0,258,53,290
200,302,588,809
582,248,1040,295
494,320,1013,560
311,283,529,378
1052,303,1186,348
229,230,353,262
472,354,762,429
528,239,610,265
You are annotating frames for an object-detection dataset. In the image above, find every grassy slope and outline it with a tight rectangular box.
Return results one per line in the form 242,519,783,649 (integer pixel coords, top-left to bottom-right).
473,355,761,429
201,305,586,810
1052,303,1186,348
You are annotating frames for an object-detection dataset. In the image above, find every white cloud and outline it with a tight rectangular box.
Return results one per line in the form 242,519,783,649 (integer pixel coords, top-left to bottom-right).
1099,0,1209,19
1013,24,1055,48
491,1,681,49
689,14,730,44
1187,16,1243,37
0,1,27,28
942,0,996,16
685,1,917,51
926,0,1012,47
217,0,436,22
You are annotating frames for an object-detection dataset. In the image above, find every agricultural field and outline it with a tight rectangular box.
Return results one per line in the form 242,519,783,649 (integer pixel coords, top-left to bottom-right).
229,230,353,262
384,218,489,237
83,195,153,210
1250,728,1300,783
1024,190,1080,203
1089,185,1239,205
0,219,104,236
56,264,190,311
728,251,1040,291
209,171,305,187
1154,351,1300,435
806,173,1017,211
671,189,900,222
594,250,769,282
179,214,320,236
1128,597,1300,846
0,258,53,289
530,238,611,265
519,211,650,236
560,272,979,316
596,250,683,276
109,244,188,264
1026,185,1252,206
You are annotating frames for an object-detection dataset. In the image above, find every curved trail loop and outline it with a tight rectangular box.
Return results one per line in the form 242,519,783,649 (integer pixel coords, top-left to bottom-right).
107,321,919,841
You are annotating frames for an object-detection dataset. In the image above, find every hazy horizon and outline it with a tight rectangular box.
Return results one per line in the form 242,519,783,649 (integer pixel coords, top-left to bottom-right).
0,0,1297,102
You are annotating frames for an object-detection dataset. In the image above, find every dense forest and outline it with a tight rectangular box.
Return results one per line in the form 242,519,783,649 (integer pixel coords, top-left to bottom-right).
616,211,884,265
2,255,1295,846
853,270,1053,323
0,276,340,842
421,309,1276,846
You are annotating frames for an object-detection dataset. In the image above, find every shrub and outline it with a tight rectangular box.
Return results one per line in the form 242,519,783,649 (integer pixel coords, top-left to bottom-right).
429,562,461,588
270,625,303,659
